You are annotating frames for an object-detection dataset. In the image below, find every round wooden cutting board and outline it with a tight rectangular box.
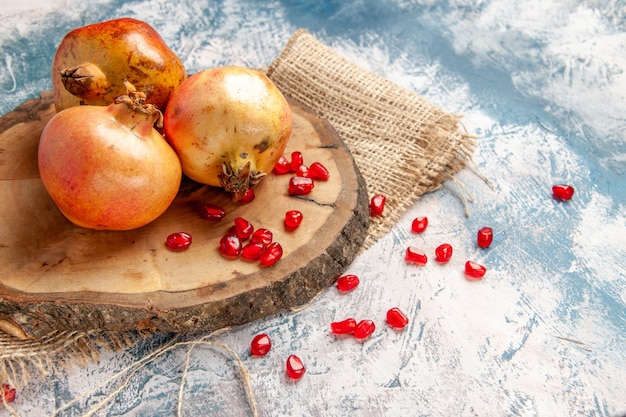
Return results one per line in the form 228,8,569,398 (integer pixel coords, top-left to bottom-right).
0,92,369,339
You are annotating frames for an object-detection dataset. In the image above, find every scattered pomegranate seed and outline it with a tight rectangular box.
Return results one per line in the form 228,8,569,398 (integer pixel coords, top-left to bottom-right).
165,232,192,250
219,234,242,257
242,242,265,260
309,162,330,181
465,260,486,279
353,320,376,340
477,227,493,248
251,228,273,245
386,307,409,329
330,318,357,335
250,334,272,356
552,184,575,200
2,383,15,404
288,176,314,195
260,242,283,266
405,247,427,265
435,243,453,263
273,155,291,175
411,216,428,234
286,354,306,380
290,151,304,172
200,204,226,221
336,274,360,292
239,188,255,203
284,210,303,230
370,194,386,216
234,217,254,240
295,164,311,178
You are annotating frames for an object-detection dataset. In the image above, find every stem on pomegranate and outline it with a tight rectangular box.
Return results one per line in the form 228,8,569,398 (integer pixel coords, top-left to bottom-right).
219,156,266,201
60,63,110,101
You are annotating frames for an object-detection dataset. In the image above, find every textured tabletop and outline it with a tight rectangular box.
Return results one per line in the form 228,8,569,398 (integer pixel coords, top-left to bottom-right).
0,0,624,416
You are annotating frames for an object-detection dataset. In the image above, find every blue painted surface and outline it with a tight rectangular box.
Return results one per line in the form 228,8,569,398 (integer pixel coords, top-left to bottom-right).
1,0,625,416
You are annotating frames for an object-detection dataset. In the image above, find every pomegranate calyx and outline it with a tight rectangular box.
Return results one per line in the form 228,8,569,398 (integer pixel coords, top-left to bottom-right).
60,62,109,101
219,161,267,201
112,81,164,130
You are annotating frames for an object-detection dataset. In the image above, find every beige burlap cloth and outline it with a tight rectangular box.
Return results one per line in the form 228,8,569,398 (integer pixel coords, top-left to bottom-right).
0,29,475,386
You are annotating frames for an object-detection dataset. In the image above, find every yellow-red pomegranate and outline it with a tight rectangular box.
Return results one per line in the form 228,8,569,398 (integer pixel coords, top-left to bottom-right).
52,17,186,112
38,84,182,230
163,66,292,200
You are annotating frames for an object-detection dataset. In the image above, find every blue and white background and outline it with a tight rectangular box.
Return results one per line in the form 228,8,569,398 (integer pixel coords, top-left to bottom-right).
1,0,624,416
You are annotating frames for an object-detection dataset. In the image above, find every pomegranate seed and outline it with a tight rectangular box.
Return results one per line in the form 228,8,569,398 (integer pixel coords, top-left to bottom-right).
260,242,283,266
309,162,330,181
219,234,242,257
286,354,306,380
290,151,304,172
336,274,360,292
288,176,314,195
239,188,255,203
2,383,16,404
370,194,386,216
165,232,192,250
435,243,453,263
477,227,493,248
284,210,303,229
465,260,486,279
234,217,254,240
405,247,427,265
250,334,272,356
330,318,357,335
251,228,273,245
386,307,409,329
295,164,311,178
411,216,428,234
242,242,265,260
273,155,291,175
353,320,375,340
552,184,574,200
200,204,226,221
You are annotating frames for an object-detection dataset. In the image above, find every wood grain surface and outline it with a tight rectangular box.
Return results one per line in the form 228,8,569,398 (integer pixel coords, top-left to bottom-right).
0,92,369,339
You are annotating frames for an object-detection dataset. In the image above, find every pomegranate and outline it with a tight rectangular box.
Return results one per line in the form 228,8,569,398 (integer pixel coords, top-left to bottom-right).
38,84,182,230
163,66,292,200
52,18,186,112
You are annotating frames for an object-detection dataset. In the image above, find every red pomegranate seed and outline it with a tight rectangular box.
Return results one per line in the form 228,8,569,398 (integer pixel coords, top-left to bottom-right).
284,210,303,229
353,320,375,340
234,217,254,240
370,194,386,216
200,204,226,221
386,307,409,329
273,155,291,175
465,260,486,279
165,232,192,250
411,216,428,234
405,247,427,265
290,151,304,172
477,227,493,248
309,162,330,181
552,184,574,200
336,274,360,291
260,242,283,266
330,318,357,335
250,333,272,356
435,243,453,263
288,176,314,195
251,228,273,245
219,234,242,257
2,383,15,404
295,164,311,178
239,188,255,203
286,354,306,380
242,242,265,260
